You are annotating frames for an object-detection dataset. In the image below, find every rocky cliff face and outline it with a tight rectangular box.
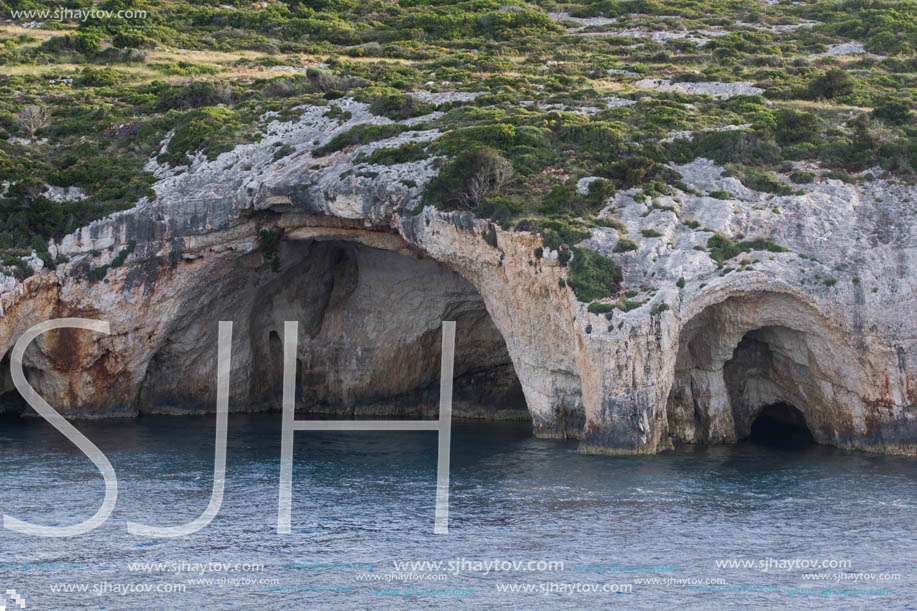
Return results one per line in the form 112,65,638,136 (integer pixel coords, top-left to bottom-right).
1,99,914,455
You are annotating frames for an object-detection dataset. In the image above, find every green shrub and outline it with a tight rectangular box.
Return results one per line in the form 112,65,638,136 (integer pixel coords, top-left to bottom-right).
594,217,626,231
774,109,820,145
272,143,295,161
742,169,793,195
604,156,656,188
113,30,156,49
866,31,910,55
687,130,780,166
824,169,857,183
482,226,498,248
314,123,408,156
807,68,855,100
160,107,243,166
613,238,638,253
356,142,428,165
77,67,124,87
790,170,816,184
567,248,622,302
585,178,615,207
676,277,685,288
707,234,786,263
259,229,282,273
74,31,103,54
423,146,513,211
436,123,533,158
158,81,233,111
540,221,592,250
640,228,662,238
86,241,137,282
538,185,582,216
474,197,519,227
154,62,221,76
588,302,615,314
368,92,430,120
873,97,913,124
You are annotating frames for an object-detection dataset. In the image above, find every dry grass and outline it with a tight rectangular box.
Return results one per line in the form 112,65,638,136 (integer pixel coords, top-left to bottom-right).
0,25,75,40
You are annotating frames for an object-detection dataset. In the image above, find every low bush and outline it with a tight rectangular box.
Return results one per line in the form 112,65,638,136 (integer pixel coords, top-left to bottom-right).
77,67,124,87
368,92,431,120
423,146,512,210
159,107,244,166
313,123,408,156
872,97,913,124
807,68,856,100
158,81,233,111
774,109,820,146
567,248,622,302
588,302,616,314
355,142,428,165
790,170,815,184
742,169,793,195
707,234,786,263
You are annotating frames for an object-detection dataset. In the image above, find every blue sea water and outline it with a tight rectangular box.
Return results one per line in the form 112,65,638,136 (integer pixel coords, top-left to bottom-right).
0,414,914,610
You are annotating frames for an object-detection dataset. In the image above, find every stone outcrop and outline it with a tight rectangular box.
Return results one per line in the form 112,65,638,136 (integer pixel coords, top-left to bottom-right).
0,100,914,455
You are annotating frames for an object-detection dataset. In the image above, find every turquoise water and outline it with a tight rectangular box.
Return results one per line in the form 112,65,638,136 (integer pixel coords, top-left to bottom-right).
0,414,915,610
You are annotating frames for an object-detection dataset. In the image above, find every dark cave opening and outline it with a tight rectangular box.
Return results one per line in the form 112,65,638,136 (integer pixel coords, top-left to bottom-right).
667,293,838,447
0,349,26,415
138,237,530,423
748,402,815,448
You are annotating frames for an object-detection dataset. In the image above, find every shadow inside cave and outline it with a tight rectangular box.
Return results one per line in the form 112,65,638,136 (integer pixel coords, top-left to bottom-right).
665,292,854,449
0,349,26,415
137,238,532,424
747,402,816,448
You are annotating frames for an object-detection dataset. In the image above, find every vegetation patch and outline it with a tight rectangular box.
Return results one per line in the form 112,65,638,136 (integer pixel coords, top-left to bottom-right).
259,229,282,273
86,240,136,282
741,169,793,195
707,234,787,263
567,248,622,302
0,0,914,260
160,107,246,166
313,123,409,157
355,142,428,166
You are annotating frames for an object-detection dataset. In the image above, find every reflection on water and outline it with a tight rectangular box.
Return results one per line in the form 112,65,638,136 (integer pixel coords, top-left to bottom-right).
0,414,914,610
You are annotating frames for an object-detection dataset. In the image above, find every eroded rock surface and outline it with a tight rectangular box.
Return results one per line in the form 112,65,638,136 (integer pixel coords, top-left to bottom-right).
0,103,914,455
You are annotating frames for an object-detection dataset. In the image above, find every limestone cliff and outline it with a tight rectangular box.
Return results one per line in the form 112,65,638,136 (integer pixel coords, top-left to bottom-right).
1,99,914,455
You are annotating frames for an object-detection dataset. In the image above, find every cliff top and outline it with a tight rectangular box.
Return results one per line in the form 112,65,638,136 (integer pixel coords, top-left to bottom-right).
0,0,915,302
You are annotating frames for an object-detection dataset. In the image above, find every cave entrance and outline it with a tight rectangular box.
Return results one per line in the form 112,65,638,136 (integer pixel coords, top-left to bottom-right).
139,237,530,425
666,292,855,448
748,402,815,447
723,326,819,444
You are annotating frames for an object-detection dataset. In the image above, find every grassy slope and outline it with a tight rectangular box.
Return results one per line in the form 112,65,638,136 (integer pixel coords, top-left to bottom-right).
0,0,913,288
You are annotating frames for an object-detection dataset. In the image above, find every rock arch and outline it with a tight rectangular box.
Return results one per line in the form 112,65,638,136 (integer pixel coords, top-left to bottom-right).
137,231,531,424
666,290,864,447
